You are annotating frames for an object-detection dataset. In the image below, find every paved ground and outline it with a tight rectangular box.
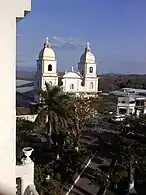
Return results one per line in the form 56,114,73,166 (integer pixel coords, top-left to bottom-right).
68,121,117,195
69,153,110,195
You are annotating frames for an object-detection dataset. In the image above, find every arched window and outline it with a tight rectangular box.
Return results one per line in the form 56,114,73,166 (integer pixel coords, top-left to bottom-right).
70,84,74,90
48,64,52,71
89,82,93,89
89,67,93,73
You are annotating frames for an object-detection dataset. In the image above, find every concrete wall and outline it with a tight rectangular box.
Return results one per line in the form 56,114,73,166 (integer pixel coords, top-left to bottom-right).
16,163,34,195
0,1,31,194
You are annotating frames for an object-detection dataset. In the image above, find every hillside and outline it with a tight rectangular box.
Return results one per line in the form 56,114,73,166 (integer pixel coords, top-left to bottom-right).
16,70,36,80
16,70,146,93
99,74,146,92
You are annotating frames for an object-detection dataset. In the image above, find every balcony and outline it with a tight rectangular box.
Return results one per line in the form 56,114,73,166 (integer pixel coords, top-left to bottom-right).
16,147,39,195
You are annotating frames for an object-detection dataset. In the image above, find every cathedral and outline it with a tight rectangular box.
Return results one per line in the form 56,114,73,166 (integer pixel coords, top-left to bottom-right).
35,38,99,99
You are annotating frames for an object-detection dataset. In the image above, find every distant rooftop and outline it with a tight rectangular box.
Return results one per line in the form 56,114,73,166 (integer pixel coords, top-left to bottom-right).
16,79,33,87
16,79,35,107
110,88,146,97
119,88,146,93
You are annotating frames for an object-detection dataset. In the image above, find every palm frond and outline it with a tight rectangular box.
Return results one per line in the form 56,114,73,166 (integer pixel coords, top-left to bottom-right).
33,106,48,131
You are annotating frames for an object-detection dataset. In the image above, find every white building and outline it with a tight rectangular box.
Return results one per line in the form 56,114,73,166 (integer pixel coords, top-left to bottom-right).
117,95,146,117
35,37,58,91
35,39,99,99
117,96,136,116
110,88,146,97
135,97,146,117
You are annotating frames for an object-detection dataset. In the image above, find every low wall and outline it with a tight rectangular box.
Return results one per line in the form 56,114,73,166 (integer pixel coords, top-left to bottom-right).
16,114,37,122
16,162,34,195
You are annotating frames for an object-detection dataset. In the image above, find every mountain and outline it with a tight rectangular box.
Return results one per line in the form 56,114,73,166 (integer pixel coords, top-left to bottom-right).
16,70,36,80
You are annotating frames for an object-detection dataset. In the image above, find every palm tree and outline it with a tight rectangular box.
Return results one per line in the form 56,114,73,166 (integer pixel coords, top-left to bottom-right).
34,82,71,148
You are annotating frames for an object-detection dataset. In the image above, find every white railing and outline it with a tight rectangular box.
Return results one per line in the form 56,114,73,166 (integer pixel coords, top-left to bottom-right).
16,114,37,122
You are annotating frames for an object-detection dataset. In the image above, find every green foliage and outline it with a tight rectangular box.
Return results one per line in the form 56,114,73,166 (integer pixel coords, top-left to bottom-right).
16,118,34,164
33,141,88,194
92,95,117,115
16,82,97,194
16,118,34,138
34,82,72,148
99,74,146,92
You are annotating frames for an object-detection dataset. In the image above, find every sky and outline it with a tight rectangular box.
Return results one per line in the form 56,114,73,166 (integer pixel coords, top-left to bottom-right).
17,0,146,74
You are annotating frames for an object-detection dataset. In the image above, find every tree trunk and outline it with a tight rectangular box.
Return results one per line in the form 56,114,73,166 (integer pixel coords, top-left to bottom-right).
49,120,52,148
129,162,134,184
47,115,52,149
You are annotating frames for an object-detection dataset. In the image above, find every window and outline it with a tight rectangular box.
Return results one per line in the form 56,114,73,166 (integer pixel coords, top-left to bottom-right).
70,84,74,90
129,101,135,104
48,64,52,71
89,67,93,73
89,82,93,89
119,108,127,114
129,108,133,114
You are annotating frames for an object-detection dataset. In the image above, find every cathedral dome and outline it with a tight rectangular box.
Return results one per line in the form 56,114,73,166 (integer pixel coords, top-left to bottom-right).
80,42,95,63
39,38,56,60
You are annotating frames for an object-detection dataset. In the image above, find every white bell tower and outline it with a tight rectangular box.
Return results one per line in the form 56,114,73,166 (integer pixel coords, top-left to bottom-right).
78,42,99,93
35,37,58,95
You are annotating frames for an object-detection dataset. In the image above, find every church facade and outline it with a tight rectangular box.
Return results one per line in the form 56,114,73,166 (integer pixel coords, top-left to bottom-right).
35,38,99,99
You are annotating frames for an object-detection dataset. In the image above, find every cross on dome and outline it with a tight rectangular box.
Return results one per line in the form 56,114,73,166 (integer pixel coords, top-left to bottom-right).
86,41,91,51
44,37,51,48
72,66,74,72
45,37,49,44
87,42,90,49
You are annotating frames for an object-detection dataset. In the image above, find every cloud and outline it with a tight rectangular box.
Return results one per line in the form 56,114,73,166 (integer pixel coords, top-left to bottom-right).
48,36,86,50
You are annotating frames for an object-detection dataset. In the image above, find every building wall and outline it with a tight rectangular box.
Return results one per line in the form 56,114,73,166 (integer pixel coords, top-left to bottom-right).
41,76,58,90
35,55,58,92
117,96,136,115
84,77,99,93
0,1,31,194
16,163,34,195
62,77,83,92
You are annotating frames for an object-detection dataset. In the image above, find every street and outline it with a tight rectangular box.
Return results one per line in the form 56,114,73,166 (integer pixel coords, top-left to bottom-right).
67,121,117,195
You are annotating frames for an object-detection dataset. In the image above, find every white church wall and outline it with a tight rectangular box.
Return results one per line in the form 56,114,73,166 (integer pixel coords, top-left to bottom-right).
84,77,99,93
62,78,83,92
42,76,58,90
84,63,97,76
43,60,57,74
